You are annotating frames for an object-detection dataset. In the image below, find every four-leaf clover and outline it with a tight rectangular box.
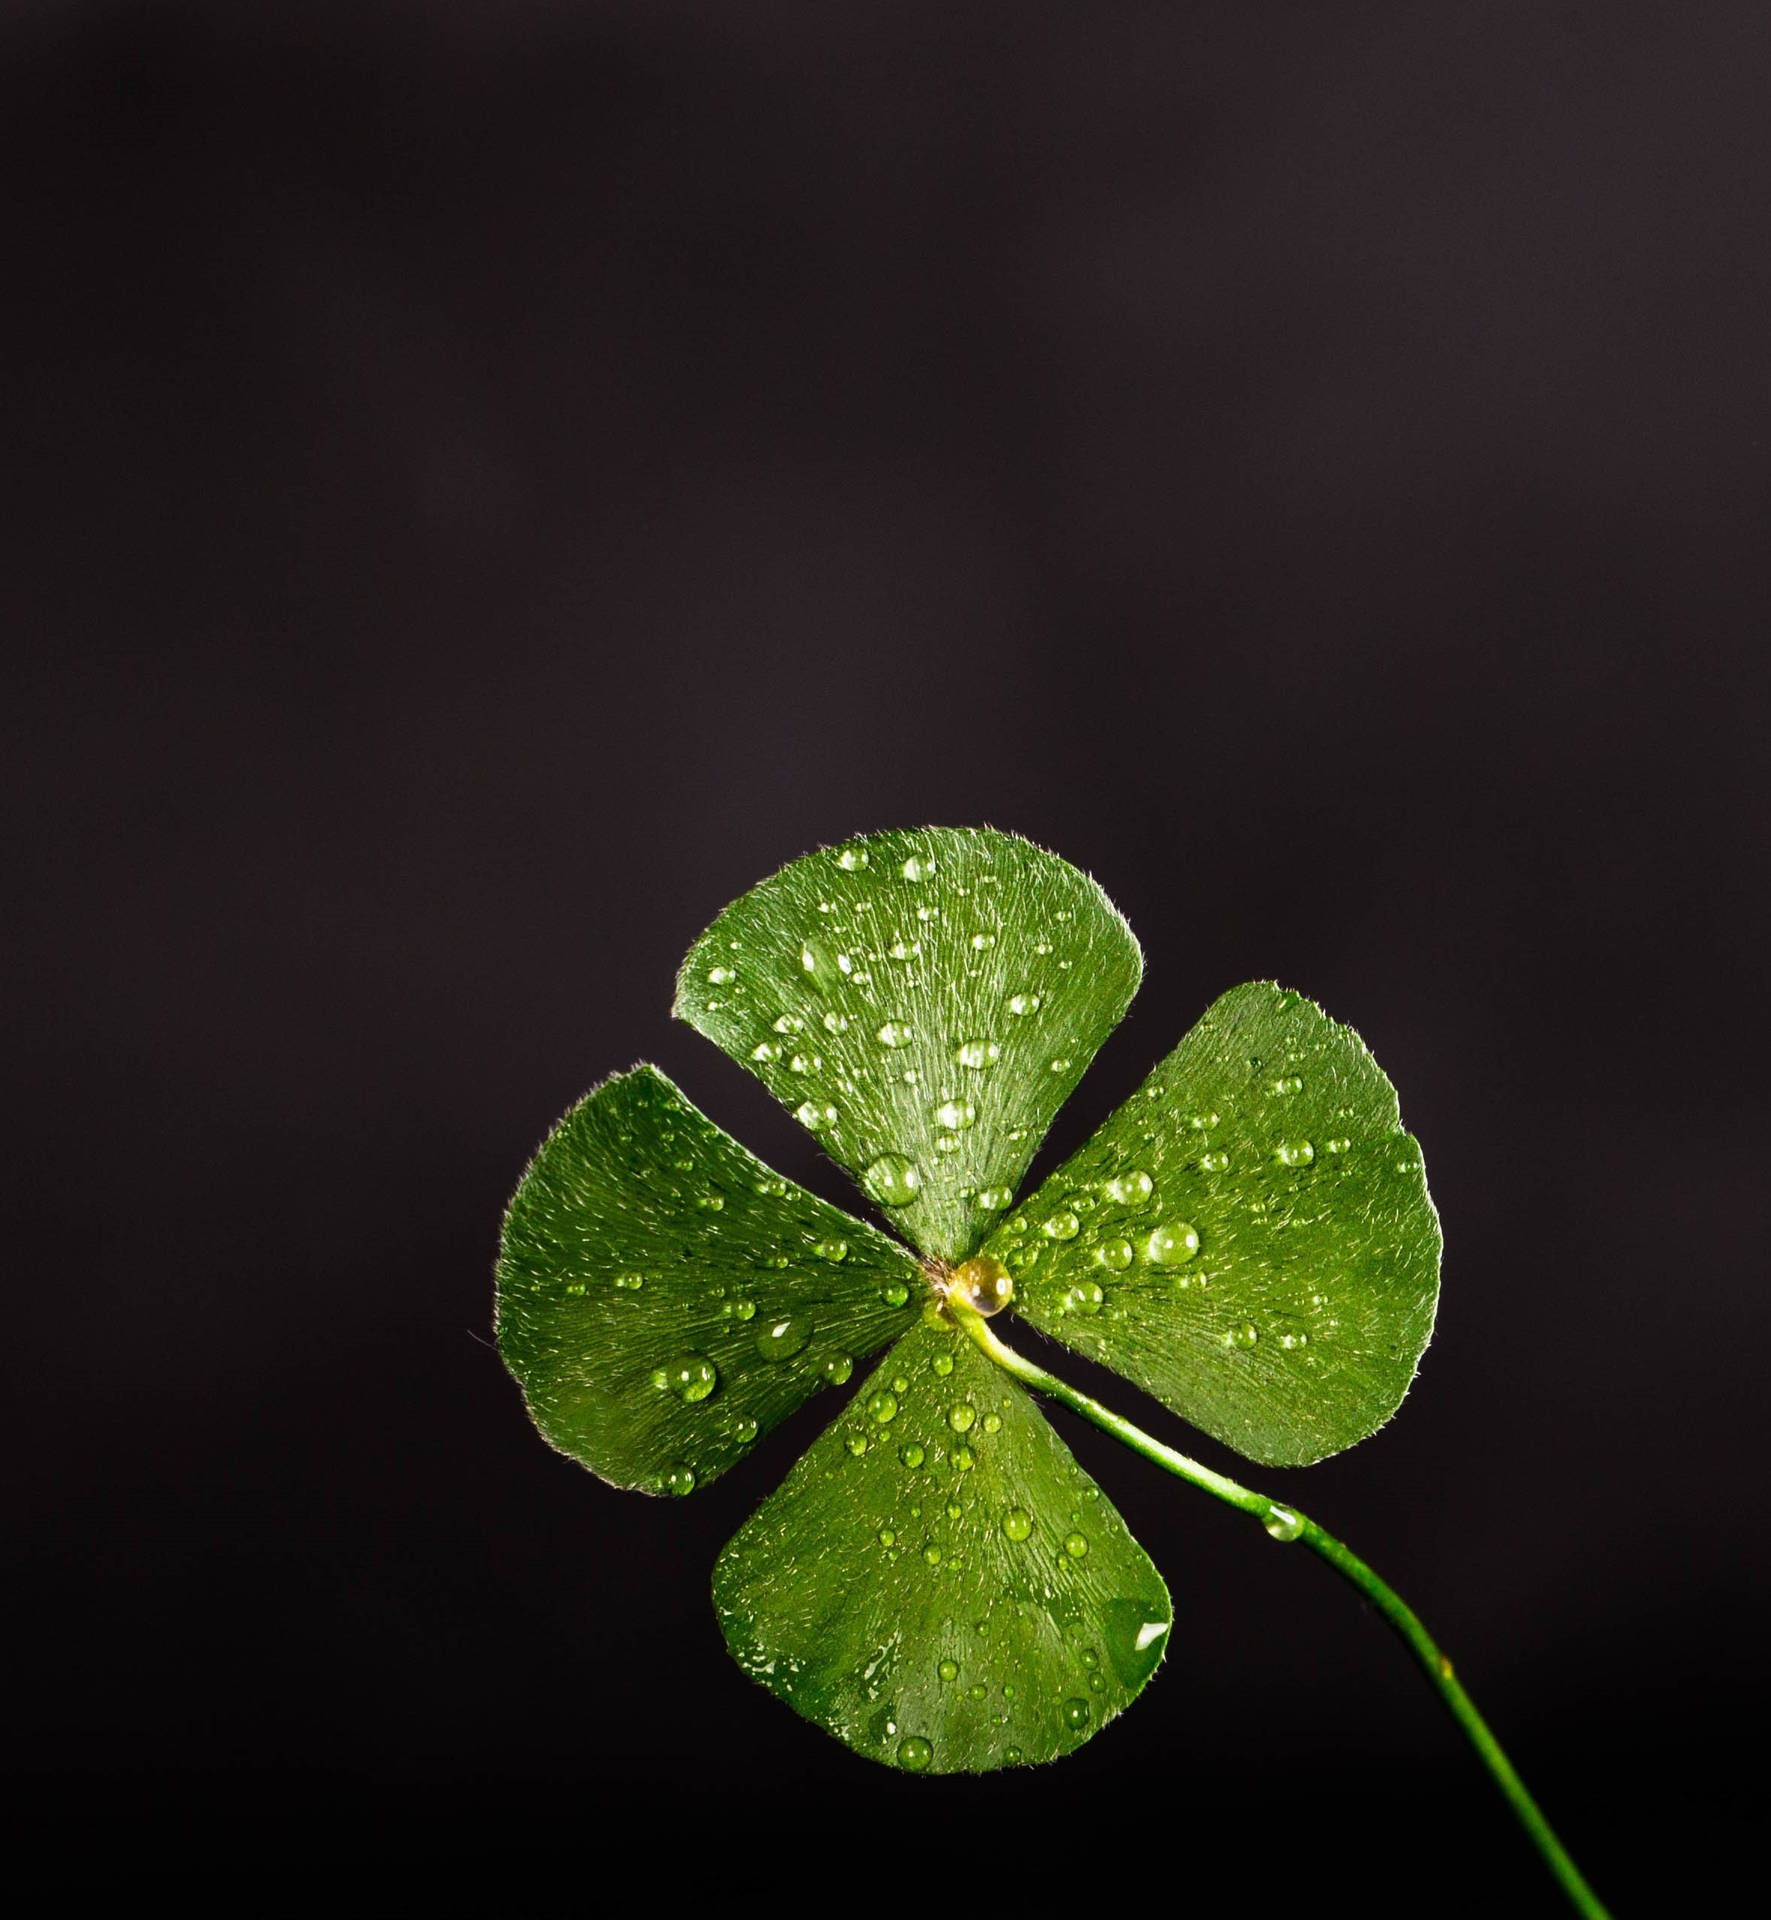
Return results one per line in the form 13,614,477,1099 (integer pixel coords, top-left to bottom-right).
496,828,1440,1774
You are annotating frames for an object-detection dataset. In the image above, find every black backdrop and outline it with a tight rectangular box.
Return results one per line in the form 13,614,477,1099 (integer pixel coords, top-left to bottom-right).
6,4,1766,1908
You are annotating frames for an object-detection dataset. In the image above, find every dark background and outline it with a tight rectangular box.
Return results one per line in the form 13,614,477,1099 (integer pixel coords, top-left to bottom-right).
6,2,1766,1906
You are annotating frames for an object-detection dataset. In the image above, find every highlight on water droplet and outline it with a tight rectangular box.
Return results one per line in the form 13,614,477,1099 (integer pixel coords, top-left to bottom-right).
1044,1210,1080,1240
900,855,935,882
664,1463,697,1496
1094,1239,1134,1271
922,1544,942,1567
948,1404,976,1433
897,1735,933,1772
1145,1221,1200,1266
822,1010,849,1033
751,1040,779,1062
796,1100,838,1130
732,1415,759,1445
1271,1075,1303,1096
877,1020,914,1048
1264,1505,1305,1542
1325,1137,1350,1155
955,1038,1001,1069
1200,1150,1230,1173
1006,992,1041,1016
932,1098,977,1130
976,1186,1014,1211
1275,1140,1315,1167
835,844,869,871
1062,1699,1090,1731
1002,1507,1032,1541
845,1433,869,1458
863,1153,921,1207
755,1314,812,1361
652,1354,719,1402
707,965,735,985
695,1193,724,1211
949,1254,1014,1315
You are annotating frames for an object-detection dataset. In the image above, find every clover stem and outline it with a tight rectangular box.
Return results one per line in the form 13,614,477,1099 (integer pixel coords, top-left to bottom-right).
949,1300,1610,1920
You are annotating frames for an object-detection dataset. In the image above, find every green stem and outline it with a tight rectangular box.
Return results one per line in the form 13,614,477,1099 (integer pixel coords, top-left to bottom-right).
950,1301,1610,1920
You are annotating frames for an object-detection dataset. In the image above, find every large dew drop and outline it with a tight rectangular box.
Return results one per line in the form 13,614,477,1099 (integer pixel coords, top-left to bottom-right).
651,1354,718,1402
863,1153,921,1207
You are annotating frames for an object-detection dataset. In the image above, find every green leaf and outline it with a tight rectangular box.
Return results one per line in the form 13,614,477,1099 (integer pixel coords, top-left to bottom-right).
987,982,1441,1467
496,1065,922,1494
674,828,1143,1262
712,1316,1173,1773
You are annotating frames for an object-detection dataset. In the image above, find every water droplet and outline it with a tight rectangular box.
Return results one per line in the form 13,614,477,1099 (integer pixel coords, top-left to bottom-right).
664,1463,697,1495
1265,1505,1305,1542
799,944,818,974
877,1021,914,1048
956,1038,1001,1070
1064,1531,1089,1559
788,1052,821,1074
939,1659,959,1682
946,1501,962,1520
897,1735,933,1772
1325,1137,1350,1155
1002,1508,1032,1541
1102,1599,1171,1686
900,855,935,882
1225,1322,1259,1349
1004,1745,1023,1764
613,1272,645,1291
970,931,997,951
822,1010,849,1034
952,1444,975,1469
845,1434,869,1458
1080,1647,1099,1668
796,1100,838,1130
899,1441,926,1468
652,1355,718,1402
923,1544,942,1567
821,1353,854,1384
1146,1222,1200,1265
751,1041,779,1062
1278,1331,1309,1350
1049,1057,1072,1074
1200,1150,1230,1173
756,1314,812,1361
878,1527,896,1548
880,1279,911,1308
707,965,735,985
868,1389,900,1424
947,1405,976,1433
863,1154,921,1207
773,1013,802,1034
933,1097,977,1130
835,845,869,871
1105,1171,1154,1206
1095,1239,1134,1271
1275,1141,1315,1167
949,1255,1013,1315
1271,1075,1303,1096
1044,1210,1080,1240
976,1186,1014,1211
982,1411,1002,1434
731,1298,756,1321
1062,1699,1090,1731
814,1238,848,1263
932,1352,954,1376
695,1193,724,1211
1006,992,1041,1016
1063,1281,1105,1316
732,1416,759,1445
